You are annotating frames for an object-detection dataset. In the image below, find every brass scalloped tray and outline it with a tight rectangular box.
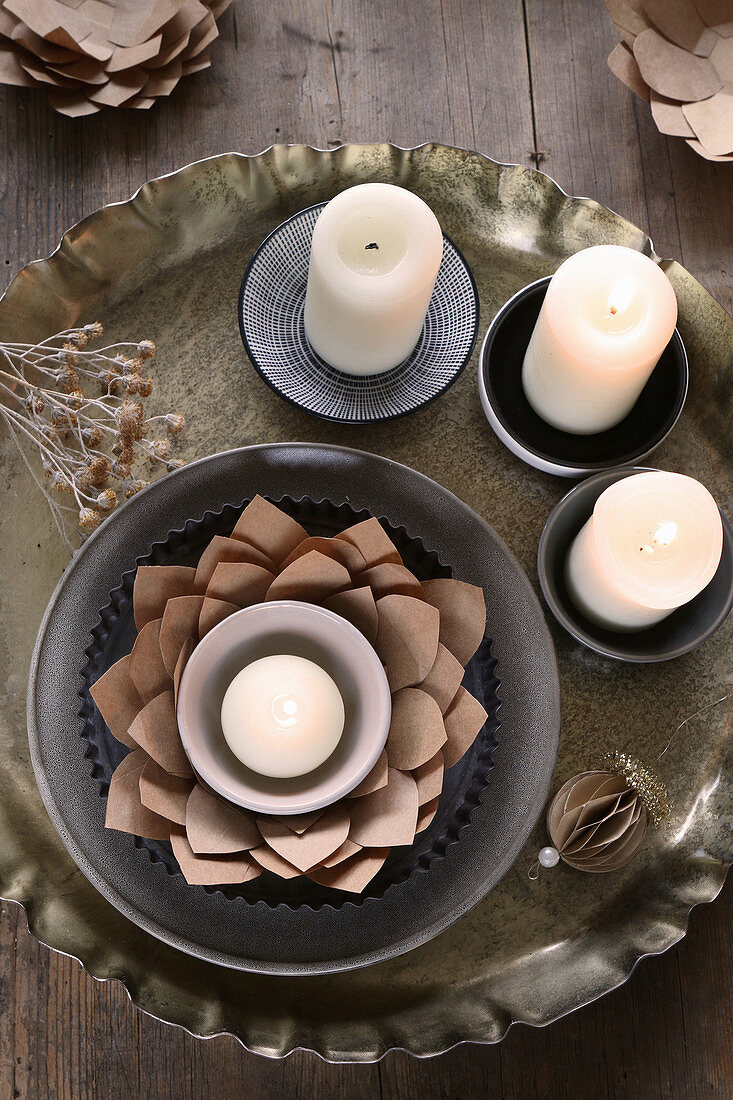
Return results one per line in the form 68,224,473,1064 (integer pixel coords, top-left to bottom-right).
1,144,731,1060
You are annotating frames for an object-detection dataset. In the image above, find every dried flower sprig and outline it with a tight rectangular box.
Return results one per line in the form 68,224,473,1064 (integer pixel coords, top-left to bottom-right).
0,324,185,554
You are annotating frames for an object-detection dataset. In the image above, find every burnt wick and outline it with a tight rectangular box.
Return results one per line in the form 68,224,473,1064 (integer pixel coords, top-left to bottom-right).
365,242,379,250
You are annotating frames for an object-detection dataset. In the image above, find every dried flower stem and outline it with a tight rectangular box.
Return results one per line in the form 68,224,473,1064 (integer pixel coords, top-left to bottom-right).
0,324,186,552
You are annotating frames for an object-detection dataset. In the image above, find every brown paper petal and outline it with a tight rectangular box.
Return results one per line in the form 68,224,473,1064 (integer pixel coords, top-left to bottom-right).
360,563,424,602
265,550,351,603
45,88,102,115
323,586,379,645
0,44,38,87
5,0,92,46
683,88,733,154
320,838,361,868
335,518,402,568
108,0,180,47
181,49,209,74
161,0,209,43
608,40,652,100
711,34,733,79
19,52,80,85
374,594,440,692
170,826,262,886
256,805,350,872
159,594,203,676
106,749,171,841
129,617,171,704
345,748,389,799
413,752,444,806
87,69,150,106
48,55,106,83
9,23,79,64
173,636,195,707
685,138,733,160
272,809,325,834
281,535,366,575
144,29,189,67
89,655,143,749
416,797,439,833
198,597,240,637
128,689,193,777
139,758,194,825
650,91,696,136
185,13,218,59
249,845,301,879
642,0,717,56
633,27,722,100
695,0,733,37
206,561,275,607
125,95,156,109
105,34,163,72
387,689,447,771
421,579,486,666
442,687,488,769
308,848,389,893
230,495,308,566
348,768,419,847
77,30,114,63
420,643,465,713
141,57,182,96
133,565,196,630
193,535,273,595
185,783,261,853
605,0,653,37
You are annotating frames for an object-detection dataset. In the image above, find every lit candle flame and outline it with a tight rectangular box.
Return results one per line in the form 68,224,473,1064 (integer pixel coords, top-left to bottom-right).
607,276,636,318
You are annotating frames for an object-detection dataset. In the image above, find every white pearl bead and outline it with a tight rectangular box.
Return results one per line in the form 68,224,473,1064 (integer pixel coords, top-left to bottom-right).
538,846,560,868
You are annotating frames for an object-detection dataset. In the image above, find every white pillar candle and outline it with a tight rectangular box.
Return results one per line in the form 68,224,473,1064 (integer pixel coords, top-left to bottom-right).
221,655,345,778
565,472,723,632
522,245,678,434
303,183,444,375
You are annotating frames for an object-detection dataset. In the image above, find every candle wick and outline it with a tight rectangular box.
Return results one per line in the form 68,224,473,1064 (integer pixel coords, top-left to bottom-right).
365,242,379,250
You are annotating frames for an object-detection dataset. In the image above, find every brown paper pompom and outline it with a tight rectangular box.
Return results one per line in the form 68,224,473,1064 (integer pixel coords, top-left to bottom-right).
91,495,491,892
0,1,232,117
605,0,733,161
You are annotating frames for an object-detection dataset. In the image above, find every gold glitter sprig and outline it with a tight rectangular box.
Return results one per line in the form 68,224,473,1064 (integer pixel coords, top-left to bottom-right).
598,751,671,828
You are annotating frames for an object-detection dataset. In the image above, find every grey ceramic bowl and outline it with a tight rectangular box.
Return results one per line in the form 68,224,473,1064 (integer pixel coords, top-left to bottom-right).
478,278,689,478
177,600,392,814
538,467,733,662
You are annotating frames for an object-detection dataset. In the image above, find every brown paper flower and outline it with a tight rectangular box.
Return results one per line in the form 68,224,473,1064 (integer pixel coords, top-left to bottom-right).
605,0,733,161
547,770,649,872
0,0,232,117
90,495,490,893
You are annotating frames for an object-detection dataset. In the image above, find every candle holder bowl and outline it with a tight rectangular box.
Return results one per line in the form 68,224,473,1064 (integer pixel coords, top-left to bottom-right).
176,600,392,815
537,467,733,662
478,277,689,478
238,202,479,423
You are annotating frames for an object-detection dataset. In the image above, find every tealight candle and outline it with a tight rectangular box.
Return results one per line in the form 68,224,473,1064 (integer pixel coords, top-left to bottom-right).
304,182,444,375
522,246,678,434
565,471,723,632
221,655,345,778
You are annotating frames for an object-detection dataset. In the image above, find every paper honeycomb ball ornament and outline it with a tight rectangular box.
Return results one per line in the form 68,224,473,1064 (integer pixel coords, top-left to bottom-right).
0,0,232,116
90,495,491,893
547,770,648,872
605,0,733,161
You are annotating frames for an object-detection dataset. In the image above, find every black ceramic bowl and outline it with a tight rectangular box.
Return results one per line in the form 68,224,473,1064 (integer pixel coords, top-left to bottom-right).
478,278,689,478
537,467,733,662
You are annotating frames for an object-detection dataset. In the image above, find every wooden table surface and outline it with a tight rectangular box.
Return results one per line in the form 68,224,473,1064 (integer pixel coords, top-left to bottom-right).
1,1,731,1096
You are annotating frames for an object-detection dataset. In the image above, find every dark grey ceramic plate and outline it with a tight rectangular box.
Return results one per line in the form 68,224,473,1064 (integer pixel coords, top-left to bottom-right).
28,443,560,975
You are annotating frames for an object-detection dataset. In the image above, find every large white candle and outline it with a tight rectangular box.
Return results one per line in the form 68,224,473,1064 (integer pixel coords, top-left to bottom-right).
304,183,444,375
221,655,345,778
522,246,678,434
565,472,723,632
